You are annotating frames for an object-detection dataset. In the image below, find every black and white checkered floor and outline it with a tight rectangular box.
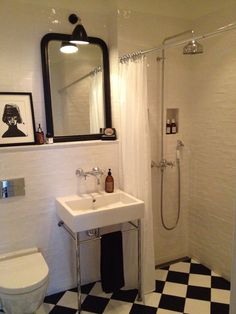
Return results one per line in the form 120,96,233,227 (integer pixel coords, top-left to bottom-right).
36,258,230,314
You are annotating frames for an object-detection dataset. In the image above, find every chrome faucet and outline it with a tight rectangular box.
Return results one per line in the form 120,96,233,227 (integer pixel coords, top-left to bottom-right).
75,167,104,185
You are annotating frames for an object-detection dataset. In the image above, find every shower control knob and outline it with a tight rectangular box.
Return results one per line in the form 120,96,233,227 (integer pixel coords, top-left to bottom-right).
157,159,175,170
166,160,175,168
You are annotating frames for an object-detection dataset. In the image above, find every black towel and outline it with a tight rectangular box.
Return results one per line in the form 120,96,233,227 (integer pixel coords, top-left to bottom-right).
100,231,125,293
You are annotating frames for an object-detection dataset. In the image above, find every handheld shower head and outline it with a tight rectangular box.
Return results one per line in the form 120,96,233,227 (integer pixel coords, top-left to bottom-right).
177,140,184,149
176,140,184,160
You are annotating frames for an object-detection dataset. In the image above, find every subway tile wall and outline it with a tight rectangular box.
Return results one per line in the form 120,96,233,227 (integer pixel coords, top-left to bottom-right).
117,8,192,266
118,3,236,281
0,141,119,294
1,0,236,297
0,0,111,132
0,0,117,295
188,6,236,280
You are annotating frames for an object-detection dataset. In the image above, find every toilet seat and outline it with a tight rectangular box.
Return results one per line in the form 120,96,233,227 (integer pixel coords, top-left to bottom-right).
0,252,49,295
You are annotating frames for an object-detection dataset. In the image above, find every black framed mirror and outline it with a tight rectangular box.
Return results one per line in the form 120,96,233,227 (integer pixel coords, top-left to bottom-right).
41,33,112,142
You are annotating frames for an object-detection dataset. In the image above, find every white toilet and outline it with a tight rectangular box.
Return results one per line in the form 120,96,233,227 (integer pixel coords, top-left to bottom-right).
0,247,49,314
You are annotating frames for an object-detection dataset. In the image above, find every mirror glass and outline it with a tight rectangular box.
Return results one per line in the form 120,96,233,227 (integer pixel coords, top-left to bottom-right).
41,34,112,142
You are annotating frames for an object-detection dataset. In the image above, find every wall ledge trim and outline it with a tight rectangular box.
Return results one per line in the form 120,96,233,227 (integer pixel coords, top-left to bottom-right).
0,140,119,153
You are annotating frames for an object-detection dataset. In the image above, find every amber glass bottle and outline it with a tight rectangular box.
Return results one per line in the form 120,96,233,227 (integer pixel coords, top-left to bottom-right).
166,119,171,134
36,124,45,144
171,119,177,134
105,169,114,193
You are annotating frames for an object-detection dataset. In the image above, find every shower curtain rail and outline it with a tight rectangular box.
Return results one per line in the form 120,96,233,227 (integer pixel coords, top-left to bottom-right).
119,21,236,62
58,66,102,92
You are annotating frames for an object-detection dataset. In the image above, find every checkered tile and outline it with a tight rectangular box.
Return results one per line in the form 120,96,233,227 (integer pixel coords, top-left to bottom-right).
36,258,230,314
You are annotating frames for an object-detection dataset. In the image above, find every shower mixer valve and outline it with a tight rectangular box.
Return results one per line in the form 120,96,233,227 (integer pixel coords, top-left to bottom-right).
152,159,175,170
160,159,175,169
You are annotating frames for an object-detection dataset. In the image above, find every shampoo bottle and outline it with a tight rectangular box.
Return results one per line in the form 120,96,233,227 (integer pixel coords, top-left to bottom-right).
171,119,177,134
105,169,114,193
166,119,171,134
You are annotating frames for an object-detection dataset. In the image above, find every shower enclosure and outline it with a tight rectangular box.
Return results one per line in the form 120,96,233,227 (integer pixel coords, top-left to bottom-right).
148,23,236,284
152,30,203,231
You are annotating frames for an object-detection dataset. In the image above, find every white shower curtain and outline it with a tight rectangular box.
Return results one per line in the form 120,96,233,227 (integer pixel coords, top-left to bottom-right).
89,71,104,133
119,56,155,294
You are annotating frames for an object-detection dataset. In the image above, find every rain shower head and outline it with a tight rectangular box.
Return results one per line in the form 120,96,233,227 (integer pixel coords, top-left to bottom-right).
183,39,203,55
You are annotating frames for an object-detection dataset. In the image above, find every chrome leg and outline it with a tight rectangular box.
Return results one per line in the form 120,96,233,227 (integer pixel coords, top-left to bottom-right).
137,219,142,301
59,221,142,309
75,232,82,313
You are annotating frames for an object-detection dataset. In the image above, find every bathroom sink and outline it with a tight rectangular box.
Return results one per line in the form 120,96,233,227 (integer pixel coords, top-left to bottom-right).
56,190,144,232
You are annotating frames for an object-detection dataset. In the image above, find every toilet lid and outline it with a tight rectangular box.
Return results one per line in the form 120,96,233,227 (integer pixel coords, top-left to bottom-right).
0,252,49,294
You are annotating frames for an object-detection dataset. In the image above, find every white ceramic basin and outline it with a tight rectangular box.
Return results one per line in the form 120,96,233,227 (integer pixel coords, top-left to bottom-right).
56,189,144,232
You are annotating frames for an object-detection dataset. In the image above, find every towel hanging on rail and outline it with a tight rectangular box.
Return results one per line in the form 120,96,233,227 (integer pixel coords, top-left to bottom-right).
100,231,125,293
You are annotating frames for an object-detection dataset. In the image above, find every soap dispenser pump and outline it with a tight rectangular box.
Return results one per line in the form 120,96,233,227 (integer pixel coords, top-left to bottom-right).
105,169,114,193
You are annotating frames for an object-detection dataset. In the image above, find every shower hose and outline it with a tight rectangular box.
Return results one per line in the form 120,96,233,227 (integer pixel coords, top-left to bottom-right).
160,158,181,230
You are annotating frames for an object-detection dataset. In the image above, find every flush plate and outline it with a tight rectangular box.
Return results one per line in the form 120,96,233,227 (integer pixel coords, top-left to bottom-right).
0,178,25,199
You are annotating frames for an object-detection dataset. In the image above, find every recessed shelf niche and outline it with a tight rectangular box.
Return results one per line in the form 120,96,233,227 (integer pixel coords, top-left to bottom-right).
166,108,179,134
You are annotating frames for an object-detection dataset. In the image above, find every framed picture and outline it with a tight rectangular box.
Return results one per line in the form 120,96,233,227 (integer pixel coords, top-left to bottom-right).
0,92,36,147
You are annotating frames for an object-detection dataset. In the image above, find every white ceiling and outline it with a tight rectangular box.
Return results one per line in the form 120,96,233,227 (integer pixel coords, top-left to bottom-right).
117,0,236,20
12,0,236,20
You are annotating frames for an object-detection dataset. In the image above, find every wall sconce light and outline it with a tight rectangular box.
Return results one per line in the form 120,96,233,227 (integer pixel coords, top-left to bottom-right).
68,13,89,45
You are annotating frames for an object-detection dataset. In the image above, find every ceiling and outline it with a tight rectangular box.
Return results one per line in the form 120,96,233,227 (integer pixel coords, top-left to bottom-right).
11,0,236,20
117,0,236,20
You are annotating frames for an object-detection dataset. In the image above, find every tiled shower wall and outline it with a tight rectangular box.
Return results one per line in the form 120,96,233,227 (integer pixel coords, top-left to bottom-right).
149,47,192,265
117,8,191,266
187,5,236,280
149,3,236,279
51,62,91,135
119,3,236,281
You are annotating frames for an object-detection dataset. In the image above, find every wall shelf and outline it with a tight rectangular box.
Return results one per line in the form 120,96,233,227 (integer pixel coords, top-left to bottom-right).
0,140,119,153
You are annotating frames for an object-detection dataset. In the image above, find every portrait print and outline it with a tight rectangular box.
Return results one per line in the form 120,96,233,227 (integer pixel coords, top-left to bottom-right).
0,93,36,146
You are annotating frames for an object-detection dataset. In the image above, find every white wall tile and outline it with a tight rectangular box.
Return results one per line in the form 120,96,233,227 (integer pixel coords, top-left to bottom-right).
1,0,236,297
187,8,236,279
0,141,119,294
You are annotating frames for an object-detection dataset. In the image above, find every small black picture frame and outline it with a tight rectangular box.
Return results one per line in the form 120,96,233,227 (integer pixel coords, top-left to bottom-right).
0,92,36,147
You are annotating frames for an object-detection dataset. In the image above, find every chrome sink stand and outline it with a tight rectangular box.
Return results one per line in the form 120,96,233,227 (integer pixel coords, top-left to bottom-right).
58,220,142,313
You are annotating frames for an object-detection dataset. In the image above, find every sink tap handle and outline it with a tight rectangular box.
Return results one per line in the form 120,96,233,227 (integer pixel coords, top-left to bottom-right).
92,167,104,175
76,168,85,177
